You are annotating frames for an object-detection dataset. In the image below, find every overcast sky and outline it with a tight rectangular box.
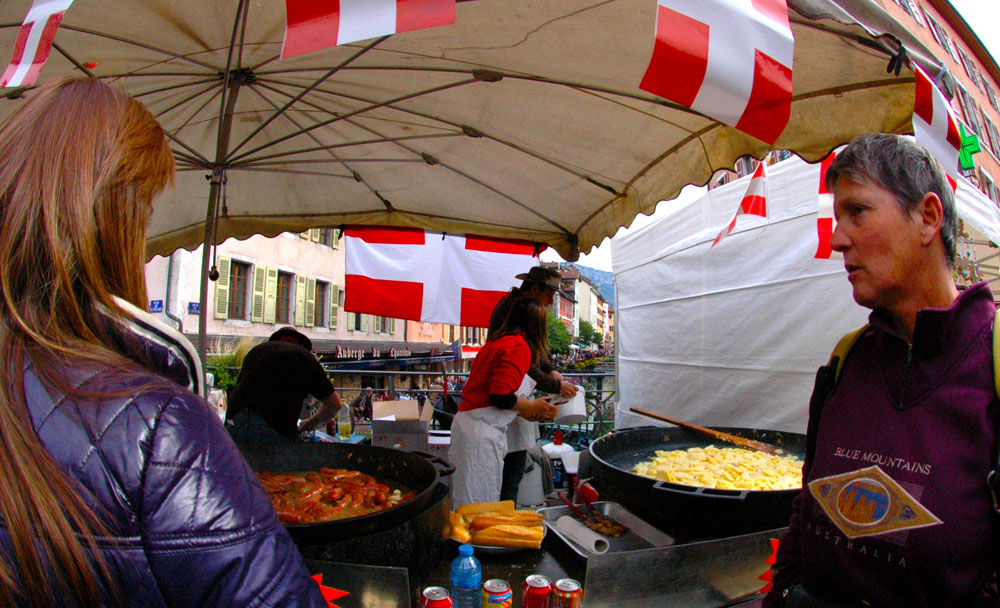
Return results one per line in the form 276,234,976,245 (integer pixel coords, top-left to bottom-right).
543,1,1000,273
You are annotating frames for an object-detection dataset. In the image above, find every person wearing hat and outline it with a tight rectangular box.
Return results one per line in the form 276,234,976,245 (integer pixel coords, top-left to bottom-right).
226,327,343,443
490,266,579,502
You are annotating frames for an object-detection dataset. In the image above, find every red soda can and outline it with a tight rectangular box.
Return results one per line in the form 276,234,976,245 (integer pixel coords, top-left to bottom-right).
550,579,583,608
522,574,552,608
421,586,453,608
482,579,513,607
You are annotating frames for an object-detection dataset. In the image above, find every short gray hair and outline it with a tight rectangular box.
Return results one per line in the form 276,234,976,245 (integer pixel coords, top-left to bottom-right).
825,133,957,265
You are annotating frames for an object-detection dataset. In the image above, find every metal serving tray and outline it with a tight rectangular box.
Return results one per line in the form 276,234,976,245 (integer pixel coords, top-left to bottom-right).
538,501,674,558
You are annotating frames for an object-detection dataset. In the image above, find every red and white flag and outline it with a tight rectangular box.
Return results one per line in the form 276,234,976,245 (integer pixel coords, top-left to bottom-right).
344,227,538,327
0,0,74,88
712,161,768,247
281,0,455,60
814,151,841,260
913,64,962,180
639,0,794,145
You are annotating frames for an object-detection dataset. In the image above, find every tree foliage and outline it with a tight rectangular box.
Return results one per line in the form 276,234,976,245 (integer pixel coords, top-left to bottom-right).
547,315,572,354
578,319,602,346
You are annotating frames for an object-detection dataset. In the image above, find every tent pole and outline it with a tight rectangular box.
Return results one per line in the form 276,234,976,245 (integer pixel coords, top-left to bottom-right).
197,171,223,377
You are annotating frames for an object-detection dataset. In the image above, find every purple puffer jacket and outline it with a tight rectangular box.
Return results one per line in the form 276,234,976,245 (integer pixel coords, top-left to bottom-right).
0,304,326,607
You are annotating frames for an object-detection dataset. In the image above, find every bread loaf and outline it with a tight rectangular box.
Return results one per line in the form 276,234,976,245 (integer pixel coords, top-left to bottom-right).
471,524,544,549
455,500,515,518
449,511,471,543
470,511,544,531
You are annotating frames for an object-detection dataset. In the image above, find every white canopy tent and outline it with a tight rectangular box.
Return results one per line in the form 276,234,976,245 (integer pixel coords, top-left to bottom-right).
612,154,1000,433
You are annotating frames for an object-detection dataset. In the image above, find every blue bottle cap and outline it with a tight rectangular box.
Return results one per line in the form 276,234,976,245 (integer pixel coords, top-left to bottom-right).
458,543,473,556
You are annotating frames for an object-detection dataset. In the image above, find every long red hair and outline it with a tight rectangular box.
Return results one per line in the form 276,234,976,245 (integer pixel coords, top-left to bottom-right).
0,78,174,607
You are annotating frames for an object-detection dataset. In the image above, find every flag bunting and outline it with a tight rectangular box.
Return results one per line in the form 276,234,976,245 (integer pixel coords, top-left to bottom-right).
0,0,74,88
639,0,794,145
282,0,455,60
712,160,768,247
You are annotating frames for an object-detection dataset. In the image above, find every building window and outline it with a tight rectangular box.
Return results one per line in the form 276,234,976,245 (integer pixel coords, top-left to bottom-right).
277,272,293,323
319,227,339,248
980,168,999,205
315,281,328,327
955,86,981,135
986,84,1000,113
229,261,250,320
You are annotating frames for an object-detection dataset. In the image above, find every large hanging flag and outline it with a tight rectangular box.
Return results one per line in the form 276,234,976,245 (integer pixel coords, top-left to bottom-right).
912,64,962,180
639,0,794,145
281,0,456,60
712,161,768,247
344,227,538,327
0,0,74,88
814,151,841,260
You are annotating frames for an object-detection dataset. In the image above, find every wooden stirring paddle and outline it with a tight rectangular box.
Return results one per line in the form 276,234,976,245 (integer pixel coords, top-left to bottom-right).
629,407,786,456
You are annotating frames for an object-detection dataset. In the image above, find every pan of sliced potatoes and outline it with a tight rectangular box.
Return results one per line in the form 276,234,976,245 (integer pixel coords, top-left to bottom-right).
588,425,807,540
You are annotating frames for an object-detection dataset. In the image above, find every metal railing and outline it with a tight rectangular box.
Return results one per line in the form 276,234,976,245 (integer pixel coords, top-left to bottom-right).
207,366,616,443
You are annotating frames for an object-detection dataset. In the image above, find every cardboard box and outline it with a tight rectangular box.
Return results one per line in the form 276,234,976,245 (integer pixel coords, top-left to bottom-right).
371,401,433,452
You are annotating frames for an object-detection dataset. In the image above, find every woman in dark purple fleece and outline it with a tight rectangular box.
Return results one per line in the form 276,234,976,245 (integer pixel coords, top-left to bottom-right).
765,134,1000,608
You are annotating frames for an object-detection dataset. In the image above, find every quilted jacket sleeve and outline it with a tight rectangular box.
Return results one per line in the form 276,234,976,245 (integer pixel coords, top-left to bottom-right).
140,390,326,607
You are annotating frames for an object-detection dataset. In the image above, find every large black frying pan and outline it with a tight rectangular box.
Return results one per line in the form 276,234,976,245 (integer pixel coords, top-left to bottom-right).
238,441,454,545
588,426,806,540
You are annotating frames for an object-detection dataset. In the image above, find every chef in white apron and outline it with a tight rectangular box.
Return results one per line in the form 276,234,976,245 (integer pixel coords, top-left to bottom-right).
448,298,557,509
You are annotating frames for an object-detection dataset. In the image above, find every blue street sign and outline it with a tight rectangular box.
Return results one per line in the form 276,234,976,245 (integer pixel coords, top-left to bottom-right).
188,302,200,314
149,300,163,313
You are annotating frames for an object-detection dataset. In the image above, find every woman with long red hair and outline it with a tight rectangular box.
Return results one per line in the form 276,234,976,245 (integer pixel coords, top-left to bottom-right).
0,78,325,607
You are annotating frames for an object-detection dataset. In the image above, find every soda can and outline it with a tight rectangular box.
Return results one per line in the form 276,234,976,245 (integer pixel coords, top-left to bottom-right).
482,578,513,607
522,574,552,608
550,579,583,608
421,586,453,608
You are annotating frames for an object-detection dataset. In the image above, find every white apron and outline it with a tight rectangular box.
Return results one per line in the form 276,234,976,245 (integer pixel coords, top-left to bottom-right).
506,375,539,453
448,405,518,509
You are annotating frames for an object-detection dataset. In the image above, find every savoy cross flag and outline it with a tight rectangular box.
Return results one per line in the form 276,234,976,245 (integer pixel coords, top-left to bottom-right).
1,0,74,88
912,64,962,181
639,0,794,145
814,152,841,260
282,0,455,60
712,160,768,247
344,227,538,327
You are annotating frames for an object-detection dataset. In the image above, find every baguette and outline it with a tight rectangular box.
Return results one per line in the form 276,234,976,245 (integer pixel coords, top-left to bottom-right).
471,524,544,549
449,511,471,543
455,500,515,518
470,511,544,531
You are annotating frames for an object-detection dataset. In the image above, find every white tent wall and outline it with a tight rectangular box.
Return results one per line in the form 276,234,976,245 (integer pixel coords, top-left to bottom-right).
611,155,1000,433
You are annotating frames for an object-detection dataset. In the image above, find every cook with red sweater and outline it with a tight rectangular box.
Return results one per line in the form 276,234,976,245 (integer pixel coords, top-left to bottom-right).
449,297,558,508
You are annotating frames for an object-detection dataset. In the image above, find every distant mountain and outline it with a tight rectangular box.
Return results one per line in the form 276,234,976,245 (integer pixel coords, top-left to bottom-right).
569,264,615,307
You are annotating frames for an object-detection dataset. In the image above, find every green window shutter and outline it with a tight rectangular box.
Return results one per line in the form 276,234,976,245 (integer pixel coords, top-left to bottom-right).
329,284,339,329
310,228,321,242
374,316,382,333
299,231,310,239
294,275,307,326
306,277,316,326
347,311,356,331
251,266,266,322
390,318,395,334
264,267,278,324
361,314,368,333
332,230,340,249
213,257,231,319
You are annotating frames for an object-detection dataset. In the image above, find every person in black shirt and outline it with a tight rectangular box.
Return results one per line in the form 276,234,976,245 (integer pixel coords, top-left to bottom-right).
226,327,343,443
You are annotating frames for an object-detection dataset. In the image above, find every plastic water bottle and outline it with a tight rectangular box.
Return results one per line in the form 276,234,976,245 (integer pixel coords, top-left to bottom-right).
450,543,482,608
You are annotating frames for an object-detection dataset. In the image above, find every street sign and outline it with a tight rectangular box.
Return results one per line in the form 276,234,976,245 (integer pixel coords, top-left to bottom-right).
187,302,200,314
149,300,163,313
